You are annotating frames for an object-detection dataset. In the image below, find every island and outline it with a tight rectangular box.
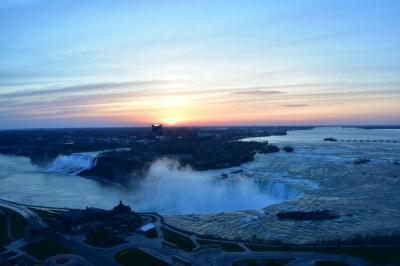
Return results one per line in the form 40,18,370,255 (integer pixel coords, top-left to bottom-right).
0,126,309,184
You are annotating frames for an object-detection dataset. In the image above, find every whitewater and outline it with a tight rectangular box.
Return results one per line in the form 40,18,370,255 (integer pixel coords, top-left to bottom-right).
46,153,98,175
0,154,300,214
1,127,398,214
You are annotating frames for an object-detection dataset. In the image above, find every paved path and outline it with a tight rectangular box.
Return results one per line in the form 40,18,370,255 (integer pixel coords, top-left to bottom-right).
67,225,203,266
51,233,120,266
0,199,48,230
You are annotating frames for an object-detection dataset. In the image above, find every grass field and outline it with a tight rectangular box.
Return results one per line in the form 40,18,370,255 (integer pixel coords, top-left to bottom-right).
21,239,73,260
84,227,127,248
114,248,170,266
0,206,26,239
145,228,158,239
245,244,400,265
161,227,196,252
197,239,244,252
315,261,348,266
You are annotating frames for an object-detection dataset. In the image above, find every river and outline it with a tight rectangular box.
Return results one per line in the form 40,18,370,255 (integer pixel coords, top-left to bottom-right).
0,127,399,214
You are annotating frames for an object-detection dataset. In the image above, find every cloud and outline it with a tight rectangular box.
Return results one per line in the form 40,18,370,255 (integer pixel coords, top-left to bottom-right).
0,80,179,100
232,89,284,95
281,104,308,108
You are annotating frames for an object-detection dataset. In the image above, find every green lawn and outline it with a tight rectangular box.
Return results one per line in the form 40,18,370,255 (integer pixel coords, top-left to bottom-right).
0,206,26,239
85,227,126,248
197,239,244,252
161,227,196,252
233,258,294,266
21,239,73,260
0,213,10,246
145,228,158,239
245,244,400,265
114,248,170,266
314,261,348,266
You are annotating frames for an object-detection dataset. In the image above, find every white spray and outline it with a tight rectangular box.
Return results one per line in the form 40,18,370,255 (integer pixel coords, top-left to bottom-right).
46,153,97,175
132,159,299,214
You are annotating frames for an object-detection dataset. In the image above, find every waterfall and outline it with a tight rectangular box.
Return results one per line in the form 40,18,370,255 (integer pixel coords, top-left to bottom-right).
252,178,302,200
46,153,97,175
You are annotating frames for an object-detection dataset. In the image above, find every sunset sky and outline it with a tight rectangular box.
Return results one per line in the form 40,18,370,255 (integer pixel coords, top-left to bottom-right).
0,0,399,128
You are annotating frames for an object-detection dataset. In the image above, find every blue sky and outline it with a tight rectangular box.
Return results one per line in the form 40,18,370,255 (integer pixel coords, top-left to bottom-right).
0,0,399,128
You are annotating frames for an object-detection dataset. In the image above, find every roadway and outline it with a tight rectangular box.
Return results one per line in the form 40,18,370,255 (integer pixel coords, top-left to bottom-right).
59,212,371,266
0,199,48,230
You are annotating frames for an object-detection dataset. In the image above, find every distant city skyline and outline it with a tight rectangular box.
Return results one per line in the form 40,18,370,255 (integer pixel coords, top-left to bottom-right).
0,0,399,129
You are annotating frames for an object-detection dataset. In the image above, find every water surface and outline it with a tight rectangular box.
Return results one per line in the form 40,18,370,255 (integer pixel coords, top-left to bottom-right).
1,127,399,214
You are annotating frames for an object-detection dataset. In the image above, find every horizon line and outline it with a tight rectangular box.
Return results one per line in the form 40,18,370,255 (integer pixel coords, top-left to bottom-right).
1,124,400,131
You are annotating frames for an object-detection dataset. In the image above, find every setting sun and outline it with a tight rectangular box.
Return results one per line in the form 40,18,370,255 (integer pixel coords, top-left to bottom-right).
0,1,399,264
163,117,179,125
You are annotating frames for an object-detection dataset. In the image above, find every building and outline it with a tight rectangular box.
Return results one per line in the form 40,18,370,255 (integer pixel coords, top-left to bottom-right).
137,223,155,233
111,200,131,214
151,124,163,135
60,201,140,234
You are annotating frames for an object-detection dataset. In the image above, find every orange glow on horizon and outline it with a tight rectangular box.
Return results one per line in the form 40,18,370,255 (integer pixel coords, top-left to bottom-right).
45,89,400,127
163,117,179,125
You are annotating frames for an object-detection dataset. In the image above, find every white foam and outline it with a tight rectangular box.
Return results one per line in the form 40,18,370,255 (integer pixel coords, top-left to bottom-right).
131,159,300,214
46,153,97,175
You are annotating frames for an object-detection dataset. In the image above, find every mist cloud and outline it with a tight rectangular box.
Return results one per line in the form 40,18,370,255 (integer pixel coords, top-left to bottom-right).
132,158,281,214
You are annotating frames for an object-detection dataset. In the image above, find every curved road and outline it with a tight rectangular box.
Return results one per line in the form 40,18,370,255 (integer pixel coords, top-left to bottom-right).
0,199,48,230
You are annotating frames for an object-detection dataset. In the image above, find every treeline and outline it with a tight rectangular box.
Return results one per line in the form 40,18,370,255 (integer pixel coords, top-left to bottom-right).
82,139,281,182
0,126,296,183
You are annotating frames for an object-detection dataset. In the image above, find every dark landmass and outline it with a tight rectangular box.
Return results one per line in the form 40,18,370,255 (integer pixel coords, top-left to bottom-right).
354,158,370,165
0,126,312,183
282,146,294,152
350,125,400,130
0,127,143,165
276,210,340,221
323,138,338,142
82,140,281,182
85,227,127,247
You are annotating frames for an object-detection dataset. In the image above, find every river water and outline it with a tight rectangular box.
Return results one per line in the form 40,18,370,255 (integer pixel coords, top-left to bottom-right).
0,127,399,214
